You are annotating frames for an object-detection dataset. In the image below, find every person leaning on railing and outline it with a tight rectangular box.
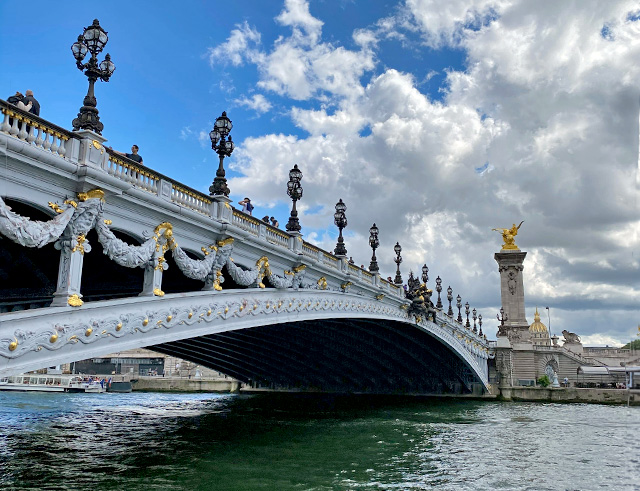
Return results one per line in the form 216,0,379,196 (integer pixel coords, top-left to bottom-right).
110,144,143,164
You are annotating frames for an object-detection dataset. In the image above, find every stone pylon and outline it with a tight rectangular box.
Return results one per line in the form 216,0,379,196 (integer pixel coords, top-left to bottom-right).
494,250,530,344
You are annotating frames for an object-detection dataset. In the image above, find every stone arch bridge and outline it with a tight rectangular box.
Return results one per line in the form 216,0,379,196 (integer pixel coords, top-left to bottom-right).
0,100,490,394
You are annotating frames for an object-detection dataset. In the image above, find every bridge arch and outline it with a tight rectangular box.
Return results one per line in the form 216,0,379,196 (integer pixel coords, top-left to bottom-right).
0,289,489,393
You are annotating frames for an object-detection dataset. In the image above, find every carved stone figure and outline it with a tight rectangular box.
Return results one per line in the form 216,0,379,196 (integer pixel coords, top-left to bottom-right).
507,269,517,295
562,330,581,344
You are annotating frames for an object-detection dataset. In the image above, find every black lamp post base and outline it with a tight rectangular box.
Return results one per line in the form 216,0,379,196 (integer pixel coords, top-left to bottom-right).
286,218,301,233
209,178,230,197
72,106,103,134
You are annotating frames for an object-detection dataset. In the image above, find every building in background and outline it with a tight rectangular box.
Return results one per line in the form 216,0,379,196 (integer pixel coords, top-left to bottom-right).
64,349,233,379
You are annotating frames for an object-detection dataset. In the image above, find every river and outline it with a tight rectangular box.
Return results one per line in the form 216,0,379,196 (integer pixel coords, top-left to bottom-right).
0,391,638,490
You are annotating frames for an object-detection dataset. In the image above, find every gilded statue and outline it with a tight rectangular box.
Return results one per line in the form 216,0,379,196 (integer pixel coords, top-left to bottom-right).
492,221,524,250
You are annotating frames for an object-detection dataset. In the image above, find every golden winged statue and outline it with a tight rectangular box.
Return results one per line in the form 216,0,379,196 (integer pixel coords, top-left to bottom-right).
492,221,524,250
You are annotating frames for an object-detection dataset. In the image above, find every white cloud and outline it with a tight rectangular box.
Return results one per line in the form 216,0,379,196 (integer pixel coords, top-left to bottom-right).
208,0,376,102
405,0,510,48
216,0,640,342
275,0,324,45
207,21,262,67
234,94,272,114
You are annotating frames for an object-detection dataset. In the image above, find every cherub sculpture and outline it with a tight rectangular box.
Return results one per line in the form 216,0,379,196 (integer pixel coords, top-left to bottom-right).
492,221,524,250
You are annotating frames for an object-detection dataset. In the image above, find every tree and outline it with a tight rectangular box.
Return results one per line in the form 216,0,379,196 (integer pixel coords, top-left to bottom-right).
621,339,640,350
537,375,551,387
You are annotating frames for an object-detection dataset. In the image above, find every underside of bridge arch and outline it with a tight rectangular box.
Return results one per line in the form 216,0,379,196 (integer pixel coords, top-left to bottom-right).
80,229,144,302
150,319,480,395
0,199,58,312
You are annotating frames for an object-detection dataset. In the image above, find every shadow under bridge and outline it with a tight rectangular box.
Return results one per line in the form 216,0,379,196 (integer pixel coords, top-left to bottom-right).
151,317,481,395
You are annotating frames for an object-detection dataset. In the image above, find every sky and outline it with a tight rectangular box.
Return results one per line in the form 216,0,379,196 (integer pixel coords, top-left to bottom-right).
1,0,639,346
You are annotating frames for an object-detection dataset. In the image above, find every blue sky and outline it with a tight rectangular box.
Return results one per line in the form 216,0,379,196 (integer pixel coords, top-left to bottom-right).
1,0,639,345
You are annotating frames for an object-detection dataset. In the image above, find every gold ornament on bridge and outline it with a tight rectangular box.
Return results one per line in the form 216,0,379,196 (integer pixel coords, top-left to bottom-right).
213,271,223,291
317,277,328,290
492,221,524,250
67,294,83,307
48,202,65,214
255,256,271,288
78,189,105,202
217,237,234,247
71,235,87,255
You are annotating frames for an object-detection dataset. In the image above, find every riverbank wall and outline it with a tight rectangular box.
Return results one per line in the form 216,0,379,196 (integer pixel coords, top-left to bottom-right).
129,378,638,405
131,377,241,393
499,386,638,405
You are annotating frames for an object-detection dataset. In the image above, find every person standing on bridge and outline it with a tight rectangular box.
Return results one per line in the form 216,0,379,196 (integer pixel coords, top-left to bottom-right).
239,197,254,215
111,144,144,164
22,90,40,116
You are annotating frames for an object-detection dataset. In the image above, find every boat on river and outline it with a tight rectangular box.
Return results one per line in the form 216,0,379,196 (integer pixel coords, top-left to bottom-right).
0,374,107,393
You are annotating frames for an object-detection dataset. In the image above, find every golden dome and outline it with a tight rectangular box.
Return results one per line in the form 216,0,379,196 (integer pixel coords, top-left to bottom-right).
529,308,548,333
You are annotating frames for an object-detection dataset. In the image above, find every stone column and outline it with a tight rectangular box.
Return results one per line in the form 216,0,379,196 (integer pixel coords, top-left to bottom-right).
140,263,164,297
140,235,169,297
495,250,530,343
51,235,85,307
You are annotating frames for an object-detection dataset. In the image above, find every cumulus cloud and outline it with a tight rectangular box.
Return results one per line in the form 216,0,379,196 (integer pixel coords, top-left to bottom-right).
211,0,640,341
234,94,272,114
207,21,262,67
209,0,376,102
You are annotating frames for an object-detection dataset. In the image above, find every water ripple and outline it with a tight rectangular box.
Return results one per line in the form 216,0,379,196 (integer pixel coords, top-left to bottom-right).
0,393,638,490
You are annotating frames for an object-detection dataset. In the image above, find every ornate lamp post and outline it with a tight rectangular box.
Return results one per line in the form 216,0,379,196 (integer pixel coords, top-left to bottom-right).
456,295,462,323
333,199,348,257
394,242,403,285
497,307,508,336
421,264,429,285
472,308,477,333
478,314,483,337
465,302,471,328
208,112,234,197
285,164,303,232
368,223,379,272
435,276,443,309
447,286,453,316
71,19,115,134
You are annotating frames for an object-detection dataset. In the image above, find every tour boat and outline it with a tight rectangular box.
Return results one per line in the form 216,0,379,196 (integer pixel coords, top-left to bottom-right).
0,374,107,393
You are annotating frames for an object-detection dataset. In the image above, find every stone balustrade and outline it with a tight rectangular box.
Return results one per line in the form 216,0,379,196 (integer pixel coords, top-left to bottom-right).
105,151,160,194
171,183,212,215
1,100,74,159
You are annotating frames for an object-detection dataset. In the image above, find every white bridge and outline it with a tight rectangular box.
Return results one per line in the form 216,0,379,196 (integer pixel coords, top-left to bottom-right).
0,100,490,394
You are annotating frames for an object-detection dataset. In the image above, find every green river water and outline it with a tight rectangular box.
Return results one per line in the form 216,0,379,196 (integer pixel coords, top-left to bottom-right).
1,391,638,490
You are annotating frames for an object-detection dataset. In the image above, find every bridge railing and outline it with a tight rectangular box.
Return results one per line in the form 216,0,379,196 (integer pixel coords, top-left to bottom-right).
0,99,77,159
0,99,486,316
